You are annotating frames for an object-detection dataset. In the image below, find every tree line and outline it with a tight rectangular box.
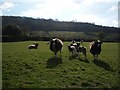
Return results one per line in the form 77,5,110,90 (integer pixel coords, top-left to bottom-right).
2,16,120,42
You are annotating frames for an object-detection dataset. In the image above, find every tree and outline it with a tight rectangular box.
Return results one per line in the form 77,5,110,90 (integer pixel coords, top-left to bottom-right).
97,32,105,41
3,25,21,36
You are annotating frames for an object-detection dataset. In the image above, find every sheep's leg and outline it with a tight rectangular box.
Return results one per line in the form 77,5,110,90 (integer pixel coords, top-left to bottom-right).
77,52,80,58
68,51,71,56
94,55,96,60
54,52,57,57
96,55,98,60
69,51,71,56
85,54,87,60
60,50,62,57
74,50,78,55
71,51,74,56
83,52,86,60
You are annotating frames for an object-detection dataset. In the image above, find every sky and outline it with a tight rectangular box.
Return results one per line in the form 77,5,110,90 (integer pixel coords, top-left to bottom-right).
0,0,120,27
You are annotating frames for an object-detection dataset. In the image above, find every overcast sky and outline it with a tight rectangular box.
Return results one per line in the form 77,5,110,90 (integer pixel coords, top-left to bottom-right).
0,0,119,27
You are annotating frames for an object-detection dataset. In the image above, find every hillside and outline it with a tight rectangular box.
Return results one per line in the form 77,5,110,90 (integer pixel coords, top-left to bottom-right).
2,16,119,42
2,16,119,32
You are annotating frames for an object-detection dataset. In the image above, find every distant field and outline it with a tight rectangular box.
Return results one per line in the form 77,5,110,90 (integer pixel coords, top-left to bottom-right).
2,41,119,88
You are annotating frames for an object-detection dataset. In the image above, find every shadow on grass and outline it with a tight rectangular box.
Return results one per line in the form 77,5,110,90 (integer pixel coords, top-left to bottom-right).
78,58,89,63
81,82,92,87
69,55,89,63
69,54,78,60
93,60,113,72
46,57,62,68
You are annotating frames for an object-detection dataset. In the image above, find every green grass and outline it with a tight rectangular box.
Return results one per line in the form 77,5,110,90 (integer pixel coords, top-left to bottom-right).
2,41,119,88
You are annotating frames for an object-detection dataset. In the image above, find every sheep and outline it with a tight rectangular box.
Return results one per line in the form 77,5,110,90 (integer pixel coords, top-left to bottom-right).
90,40,102,60
28,43,39,49
76,42,87,59
68,45,77,56
80,39,84,45
68,41,87,59
49,38,63,57
70,40,77,47
68,40,78,56
77,46,87,59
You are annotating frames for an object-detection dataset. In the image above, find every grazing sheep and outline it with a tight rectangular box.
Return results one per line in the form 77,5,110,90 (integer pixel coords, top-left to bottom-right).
28,43,38,49
49,38,63,57
90,40,102,60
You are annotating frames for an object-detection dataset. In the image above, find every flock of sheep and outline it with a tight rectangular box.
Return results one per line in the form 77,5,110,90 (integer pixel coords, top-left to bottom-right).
28,38,102,60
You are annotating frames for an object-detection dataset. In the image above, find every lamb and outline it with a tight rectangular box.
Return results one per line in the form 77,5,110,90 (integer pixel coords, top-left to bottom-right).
49,38,63,57
90,40,102,60
28,43,39,49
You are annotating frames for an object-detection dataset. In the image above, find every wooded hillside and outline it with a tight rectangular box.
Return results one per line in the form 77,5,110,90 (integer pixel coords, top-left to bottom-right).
2,16,119,42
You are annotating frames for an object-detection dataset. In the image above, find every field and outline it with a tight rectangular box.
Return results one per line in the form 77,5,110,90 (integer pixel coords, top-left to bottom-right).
2,41,119,88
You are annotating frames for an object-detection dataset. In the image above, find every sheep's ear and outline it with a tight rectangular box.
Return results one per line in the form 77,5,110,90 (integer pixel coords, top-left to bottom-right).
99,40,103,44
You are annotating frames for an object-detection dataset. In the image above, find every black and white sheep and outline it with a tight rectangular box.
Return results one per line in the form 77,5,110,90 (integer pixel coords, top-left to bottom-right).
68,45,77,56
76,42,87,59
28,43,39,49
90,40,102,60
49,38,63,57
68,40,77,55
68,41,86,59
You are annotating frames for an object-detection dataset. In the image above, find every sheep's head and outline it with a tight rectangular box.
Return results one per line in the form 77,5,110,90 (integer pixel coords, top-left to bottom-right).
49,38,57,49
95,40,102,47
77,42,80,46
50,38,57,44
34,43,38,48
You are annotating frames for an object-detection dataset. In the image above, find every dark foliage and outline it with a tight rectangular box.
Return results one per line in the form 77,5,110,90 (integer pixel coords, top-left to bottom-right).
3,24,21,36
2,16,119,32
2,16,120,42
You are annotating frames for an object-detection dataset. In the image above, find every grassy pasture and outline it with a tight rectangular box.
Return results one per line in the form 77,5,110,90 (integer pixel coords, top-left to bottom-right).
2,41,119,88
